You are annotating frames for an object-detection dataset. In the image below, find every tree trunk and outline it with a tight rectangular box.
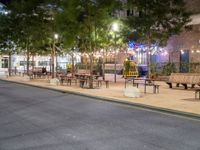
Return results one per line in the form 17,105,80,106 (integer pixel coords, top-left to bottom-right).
71,53,75,76
55,51,58,72
147,35,152,78
114,33,117,83
147,46,151,78
26,39,30,76
32,54,35,72
102,49,105,80
26,49,30,75
51,44,55,78
8,52,12,77
102,61,105,80
89,54,94,89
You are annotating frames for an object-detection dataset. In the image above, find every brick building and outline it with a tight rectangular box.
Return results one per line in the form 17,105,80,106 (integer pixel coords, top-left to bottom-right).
119,0,200,73
159,0,198,73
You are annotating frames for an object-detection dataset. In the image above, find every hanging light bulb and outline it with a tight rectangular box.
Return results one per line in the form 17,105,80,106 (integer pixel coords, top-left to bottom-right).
164,51,168,56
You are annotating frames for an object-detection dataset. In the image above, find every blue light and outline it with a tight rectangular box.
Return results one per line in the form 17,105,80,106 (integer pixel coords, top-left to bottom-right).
128,41,134,48
138,43,143,49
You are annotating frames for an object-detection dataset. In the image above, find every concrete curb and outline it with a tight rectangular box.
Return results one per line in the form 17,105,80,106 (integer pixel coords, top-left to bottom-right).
1,78,200,120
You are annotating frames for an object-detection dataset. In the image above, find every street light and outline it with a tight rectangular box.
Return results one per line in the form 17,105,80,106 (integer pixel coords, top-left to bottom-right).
112,23,119,32
112,22,118,83
52,33,59,78
54,33,59,40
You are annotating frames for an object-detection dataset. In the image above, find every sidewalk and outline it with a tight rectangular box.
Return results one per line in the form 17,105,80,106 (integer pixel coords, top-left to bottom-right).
1,75,200,117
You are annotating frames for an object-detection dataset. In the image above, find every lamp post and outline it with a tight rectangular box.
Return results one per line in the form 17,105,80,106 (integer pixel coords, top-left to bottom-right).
52,33,58,78
112,23,118,83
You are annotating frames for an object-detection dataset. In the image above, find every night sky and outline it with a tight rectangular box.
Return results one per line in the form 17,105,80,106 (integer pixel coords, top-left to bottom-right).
0,0,10,5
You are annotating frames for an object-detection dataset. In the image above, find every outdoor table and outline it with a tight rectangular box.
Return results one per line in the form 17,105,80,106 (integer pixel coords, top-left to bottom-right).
58,74,67,85
125,77,156,93
32,71,42,78
78,74,88,88
75,73,99,80
133,78,156,93
75,73,100,88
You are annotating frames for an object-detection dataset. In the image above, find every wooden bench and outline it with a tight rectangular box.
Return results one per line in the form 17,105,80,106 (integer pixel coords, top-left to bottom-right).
166,73,200,89
135,82,160,94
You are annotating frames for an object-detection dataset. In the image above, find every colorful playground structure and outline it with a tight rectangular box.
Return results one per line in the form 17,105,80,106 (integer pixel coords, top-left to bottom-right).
123,59,139,77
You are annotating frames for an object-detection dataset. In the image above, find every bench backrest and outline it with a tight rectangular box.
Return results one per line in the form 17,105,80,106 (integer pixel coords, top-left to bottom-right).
169,73,200,84
77,69,90,74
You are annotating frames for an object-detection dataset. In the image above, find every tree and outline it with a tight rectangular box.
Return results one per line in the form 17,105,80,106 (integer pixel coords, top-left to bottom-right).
0,8,19,76
5,0,41,75
6,0,60,76
57,0,121,88
125,0,191,77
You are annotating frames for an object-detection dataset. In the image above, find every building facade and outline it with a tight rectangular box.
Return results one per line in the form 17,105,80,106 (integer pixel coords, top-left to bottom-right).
1,1,200,74
117,0,200,73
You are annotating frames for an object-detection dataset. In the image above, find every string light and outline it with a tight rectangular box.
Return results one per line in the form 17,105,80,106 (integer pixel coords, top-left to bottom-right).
164,51,168,56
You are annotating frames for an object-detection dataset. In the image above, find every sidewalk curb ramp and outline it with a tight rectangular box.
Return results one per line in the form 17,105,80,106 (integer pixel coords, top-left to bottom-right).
1,79,200,121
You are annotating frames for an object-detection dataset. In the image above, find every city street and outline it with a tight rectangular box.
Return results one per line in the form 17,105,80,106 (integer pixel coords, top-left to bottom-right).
0,80,200,150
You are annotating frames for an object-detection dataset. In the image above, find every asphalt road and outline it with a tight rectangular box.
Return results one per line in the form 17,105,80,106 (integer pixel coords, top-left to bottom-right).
0,80,200,150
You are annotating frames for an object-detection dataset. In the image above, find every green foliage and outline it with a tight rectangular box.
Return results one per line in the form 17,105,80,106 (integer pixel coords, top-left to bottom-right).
0,11,19,54
75,62,102,75
125,0,190,77
56,0,122,87
125,0,191,46
0,0,62,75
190,62,200,73
5,0,61,55
180,62,189,73
95,60,102,74
162,62,176,75
57,0,122,53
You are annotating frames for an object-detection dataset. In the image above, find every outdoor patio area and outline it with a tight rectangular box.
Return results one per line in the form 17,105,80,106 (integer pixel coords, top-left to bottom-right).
1,74,200,116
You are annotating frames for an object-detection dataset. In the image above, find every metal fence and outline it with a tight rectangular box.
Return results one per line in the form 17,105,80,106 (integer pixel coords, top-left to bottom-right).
151,62,200,75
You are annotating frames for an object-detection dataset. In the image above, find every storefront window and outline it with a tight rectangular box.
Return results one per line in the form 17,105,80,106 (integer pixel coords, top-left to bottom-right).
1,57,8,68
20,61,35,66
38,61,49,66
135,51,147,65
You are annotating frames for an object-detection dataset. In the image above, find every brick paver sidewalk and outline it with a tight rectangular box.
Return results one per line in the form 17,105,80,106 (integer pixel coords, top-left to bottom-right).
1,76,200,116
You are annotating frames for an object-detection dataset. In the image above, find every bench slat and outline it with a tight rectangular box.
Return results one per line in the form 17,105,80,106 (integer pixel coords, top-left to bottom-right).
167,73,200,89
